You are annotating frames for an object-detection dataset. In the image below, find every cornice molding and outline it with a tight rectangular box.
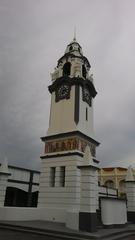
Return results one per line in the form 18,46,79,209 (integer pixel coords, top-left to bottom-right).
41,130,100,146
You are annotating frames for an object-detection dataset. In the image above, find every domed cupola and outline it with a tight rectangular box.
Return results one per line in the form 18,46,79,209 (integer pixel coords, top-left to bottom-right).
64,38,83,56
51,37,91,81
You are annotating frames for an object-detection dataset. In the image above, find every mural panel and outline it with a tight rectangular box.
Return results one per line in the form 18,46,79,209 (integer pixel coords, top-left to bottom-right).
44,137,96,157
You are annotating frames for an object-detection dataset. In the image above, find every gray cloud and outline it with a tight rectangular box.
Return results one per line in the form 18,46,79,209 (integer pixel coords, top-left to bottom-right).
0,0,135,170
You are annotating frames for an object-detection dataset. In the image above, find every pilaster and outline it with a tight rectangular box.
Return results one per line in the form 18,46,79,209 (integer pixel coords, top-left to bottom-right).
125,166,135,223
78,164,98,232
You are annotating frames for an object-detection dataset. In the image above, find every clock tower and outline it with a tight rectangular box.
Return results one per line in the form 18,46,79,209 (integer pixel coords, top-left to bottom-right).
38,37,100,227
47,37,97,139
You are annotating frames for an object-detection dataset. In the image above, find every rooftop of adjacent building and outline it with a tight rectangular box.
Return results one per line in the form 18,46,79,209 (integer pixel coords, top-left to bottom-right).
99,167,135,173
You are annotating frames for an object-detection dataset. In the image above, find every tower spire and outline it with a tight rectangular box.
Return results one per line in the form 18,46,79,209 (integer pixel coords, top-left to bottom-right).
73,26,76,41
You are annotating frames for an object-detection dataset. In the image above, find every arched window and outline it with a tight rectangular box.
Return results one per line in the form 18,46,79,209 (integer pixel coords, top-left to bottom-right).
104,180,114,188
69,46,73,51
82,65,86,78
63,62,71,76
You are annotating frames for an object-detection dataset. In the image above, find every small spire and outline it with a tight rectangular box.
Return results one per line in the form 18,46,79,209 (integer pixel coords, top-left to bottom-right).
83,145,93,164
73,26,76,41
126,165,134,181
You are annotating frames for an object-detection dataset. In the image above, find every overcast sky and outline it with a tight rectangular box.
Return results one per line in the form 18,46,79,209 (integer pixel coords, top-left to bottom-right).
0,0,135,170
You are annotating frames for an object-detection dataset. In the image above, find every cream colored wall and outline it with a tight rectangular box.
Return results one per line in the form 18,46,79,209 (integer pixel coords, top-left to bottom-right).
77,86,94,139
47,84,95,139
98,167,135,196
47,86,76,135
51,56,83,81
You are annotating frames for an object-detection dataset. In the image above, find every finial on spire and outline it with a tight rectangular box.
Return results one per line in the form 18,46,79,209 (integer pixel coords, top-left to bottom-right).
73,26,76,41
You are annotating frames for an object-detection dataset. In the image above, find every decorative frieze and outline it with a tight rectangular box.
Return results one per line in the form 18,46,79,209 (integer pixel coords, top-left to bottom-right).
44,137,96,157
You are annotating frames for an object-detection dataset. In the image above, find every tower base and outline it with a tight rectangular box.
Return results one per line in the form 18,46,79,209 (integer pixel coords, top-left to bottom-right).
127,211,135,223
79,212,97,232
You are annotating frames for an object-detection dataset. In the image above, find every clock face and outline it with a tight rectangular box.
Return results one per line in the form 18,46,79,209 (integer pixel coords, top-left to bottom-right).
56,84,70,102
82,87,92,106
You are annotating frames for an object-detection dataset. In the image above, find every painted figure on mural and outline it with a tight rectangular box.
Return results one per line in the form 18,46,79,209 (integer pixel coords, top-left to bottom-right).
67,140,72,150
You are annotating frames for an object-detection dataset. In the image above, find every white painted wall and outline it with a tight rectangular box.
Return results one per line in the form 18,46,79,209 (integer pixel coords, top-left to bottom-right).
32,185,39,192
126,181,135,212
0,175,9,206
7,181,29,192
99,186,117,198
101,198,127,225
66,210,79,230
0,207,40,221
8,168,30,182
4,167,40,193
0,207,66,223
38,154,82,211
33,173,40,184
79,167,97,213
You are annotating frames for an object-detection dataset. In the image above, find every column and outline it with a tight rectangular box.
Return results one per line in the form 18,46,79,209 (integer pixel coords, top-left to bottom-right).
78,165,98,232
78,146,99,232
126,166,135,223
95,170,99,210
27,171,34,207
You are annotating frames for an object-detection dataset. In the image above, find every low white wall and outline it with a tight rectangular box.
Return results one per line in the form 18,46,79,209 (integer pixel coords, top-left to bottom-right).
39,207,66,222
66,210,79,230
101,198,127,226
0,207,66,223
0,207,39,221
6,182,28,192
